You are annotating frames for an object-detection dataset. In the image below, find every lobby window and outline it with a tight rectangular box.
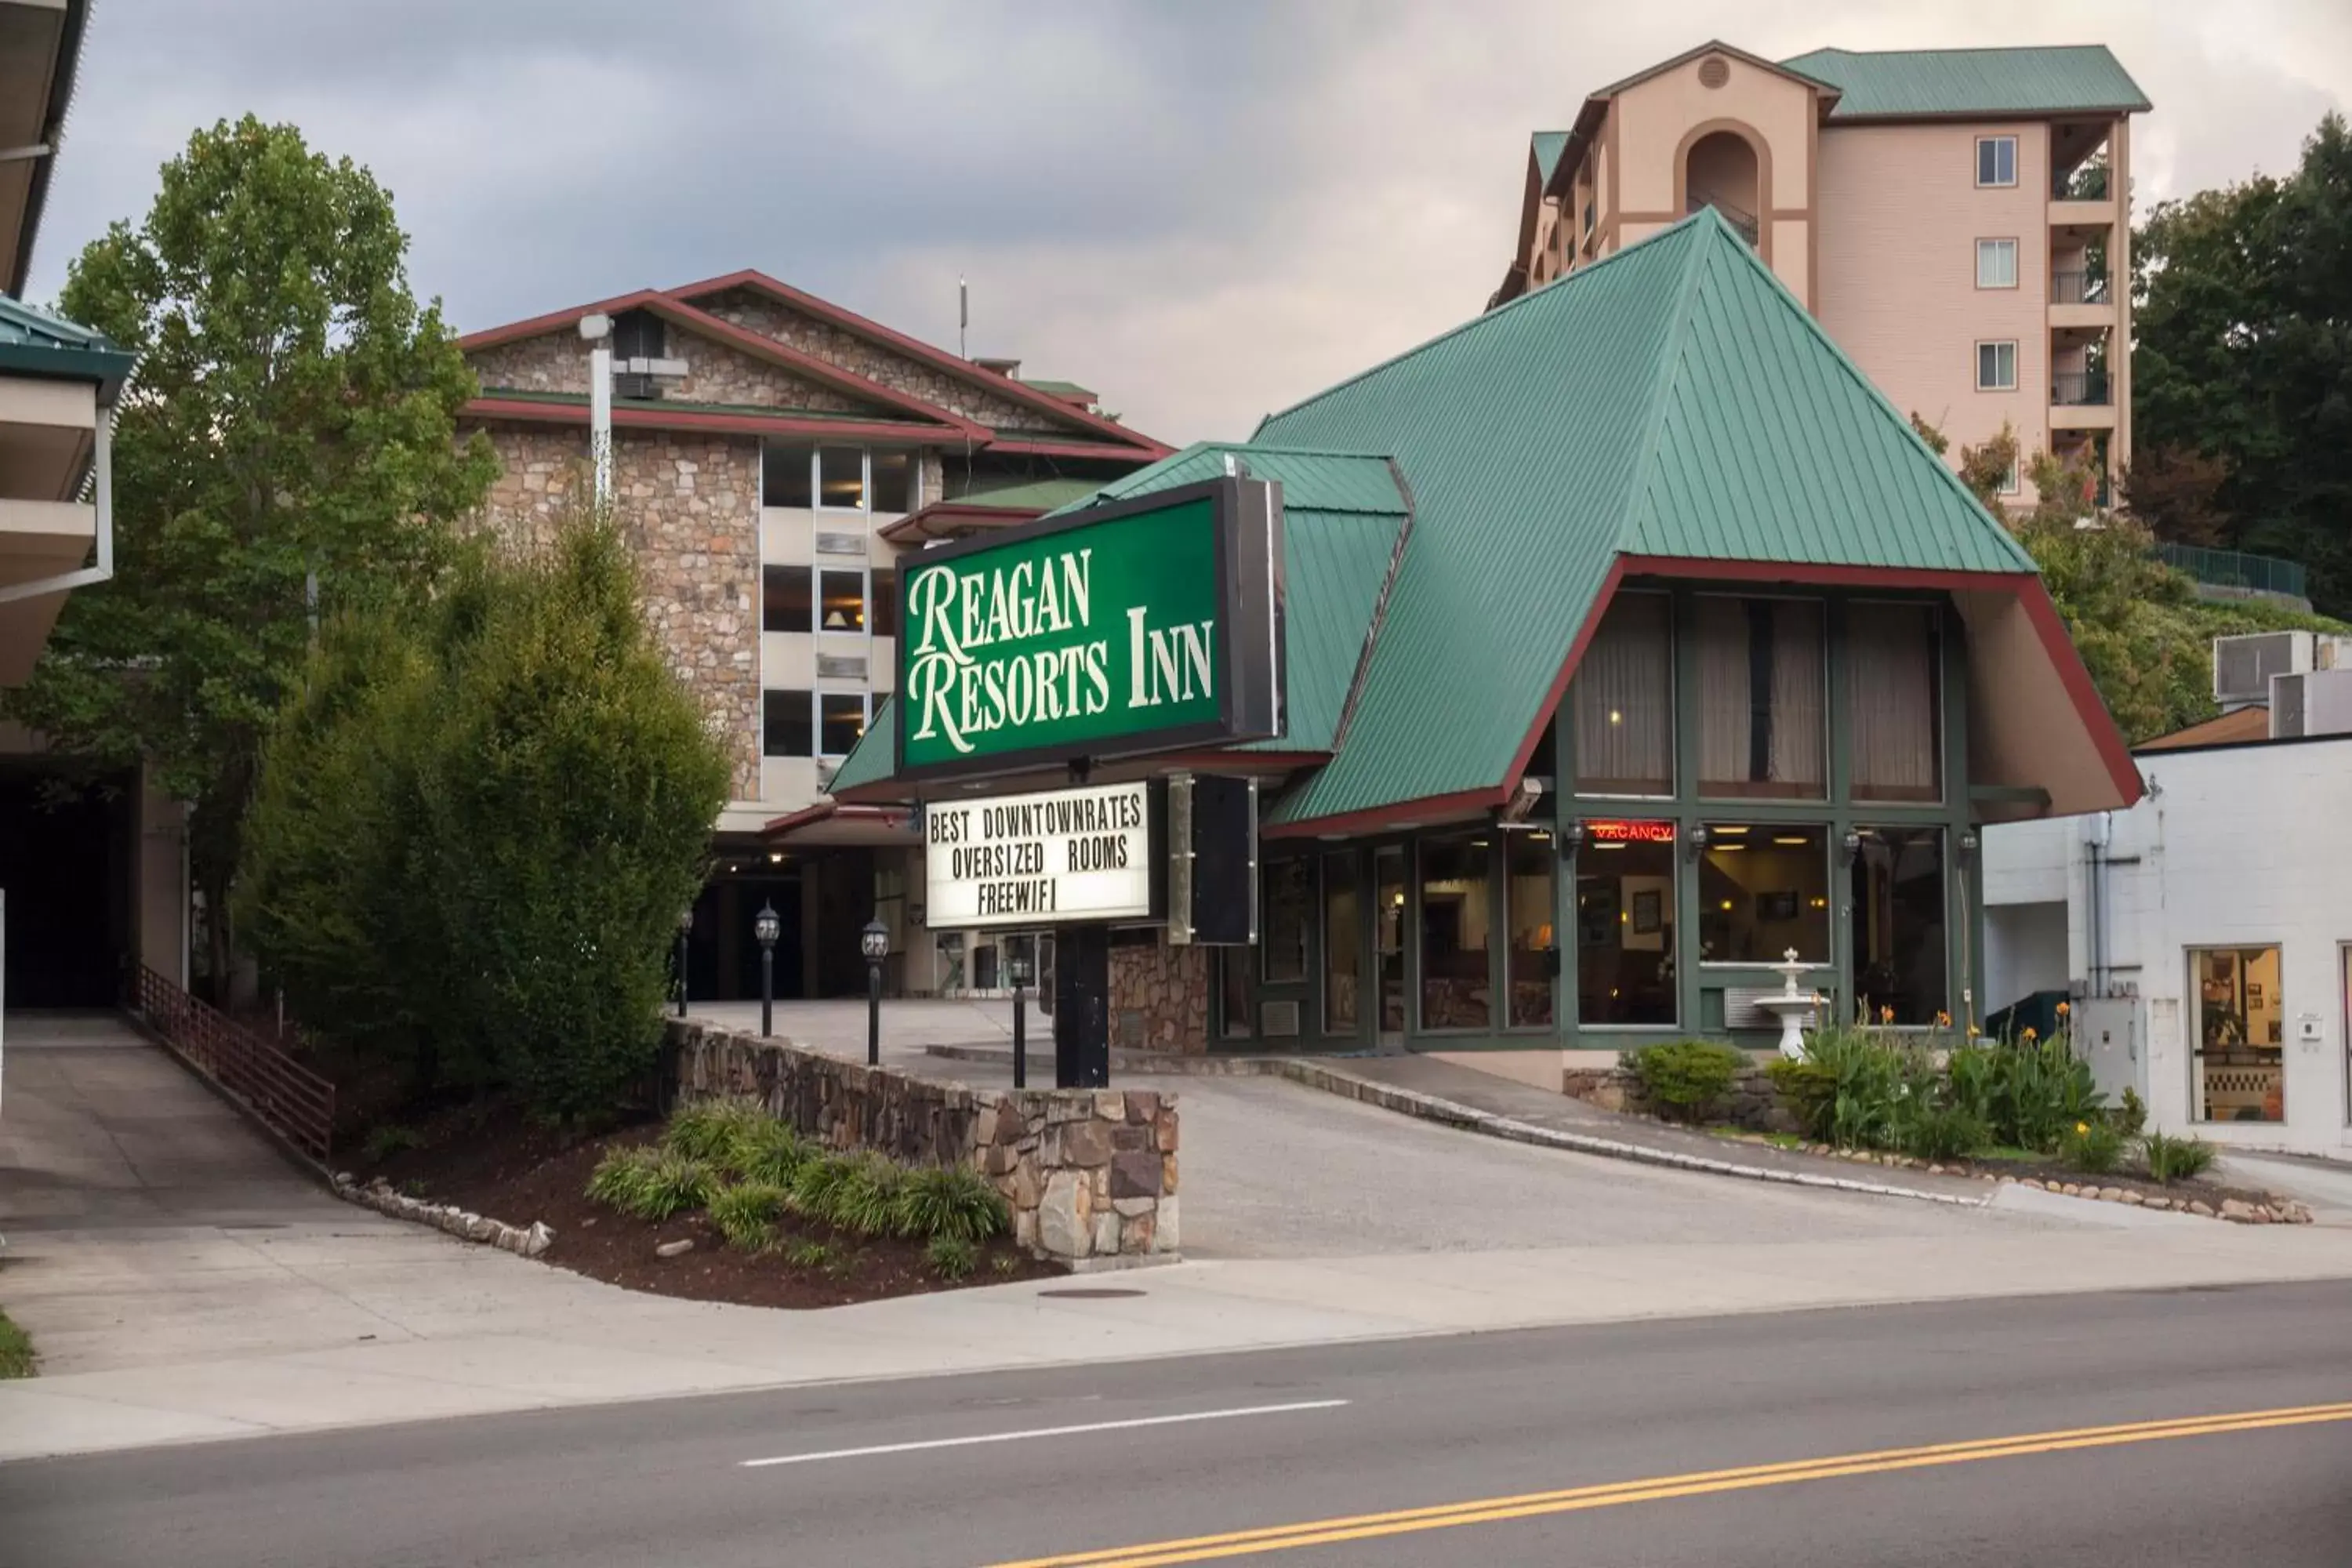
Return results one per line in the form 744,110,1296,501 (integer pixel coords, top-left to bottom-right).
1699,823,1829,964
762,564,813,633
763,688,814,757
818,445,866,510
818,569,866,633
763,441,815,508
1576,820,1675,1026
2191,946,2284,1123
1976,340,2017,391
1976,135,2017,188
1323,853,1361,1034
1851,827,1946,1024
818,693,868,758
1418,834,1492,1031
1573,590,1672,797
1505,830,1557,1029
1848,603,1942,802
1975,238,2017,289
1262,857,1312,985
1696,597,1824,800
870,450,913,514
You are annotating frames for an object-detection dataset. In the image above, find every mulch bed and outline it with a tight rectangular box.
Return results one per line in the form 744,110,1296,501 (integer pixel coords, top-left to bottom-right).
351,1103,1058,1309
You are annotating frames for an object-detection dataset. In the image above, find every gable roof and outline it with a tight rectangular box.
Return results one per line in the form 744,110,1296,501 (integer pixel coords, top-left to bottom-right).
1249,207,2100,830
666,269,1170,456
1590,38,1838,103
1784,45,2151,122
1530,130,1573,189
0,294,133,402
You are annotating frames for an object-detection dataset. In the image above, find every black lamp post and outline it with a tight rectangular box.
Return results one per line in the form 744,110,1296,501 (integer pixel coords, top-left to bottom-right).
860,917,890,1066
1008,946,1035,1090
675,906,694,1018
754,901,781,1038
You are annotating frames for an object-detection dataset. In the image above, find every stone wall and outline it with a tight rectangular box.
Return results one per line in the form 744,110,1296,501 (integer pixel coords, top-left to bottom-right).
476,426,761,800
1110,939,1210,1054
469,333,587,394
669,1018,1178,1265
473,324,871,416
1563,1058,1798,1134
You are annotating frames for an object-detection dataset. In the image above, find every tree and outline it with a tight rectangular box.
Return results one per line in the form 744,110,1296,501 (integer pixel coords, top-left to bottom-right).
1910,414,2016,515
2134,113,2352,614
5,117,496,997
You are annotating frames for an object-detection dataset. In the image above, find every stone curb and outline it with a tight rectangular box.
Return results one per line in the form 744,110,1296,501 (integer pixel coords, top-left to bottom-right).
331,1174,555,1258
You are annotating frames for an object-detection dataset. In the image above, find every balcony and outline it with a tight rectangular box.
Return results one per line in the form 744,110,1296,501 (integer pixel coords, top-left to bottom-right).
2052,371,2110,406
2052,269,2110,305
2053,162,2111,201
1686,191,1759,246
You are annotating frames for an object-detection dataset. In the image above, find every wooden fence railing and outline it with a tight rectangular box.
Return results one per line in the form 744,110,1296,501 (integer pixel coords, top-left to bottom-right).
132,965,336,1160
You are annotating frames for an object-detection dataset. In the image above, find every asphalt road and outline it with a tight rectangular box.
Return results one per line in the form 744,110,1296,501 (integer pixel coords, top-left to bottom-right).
8,1280,2352,1567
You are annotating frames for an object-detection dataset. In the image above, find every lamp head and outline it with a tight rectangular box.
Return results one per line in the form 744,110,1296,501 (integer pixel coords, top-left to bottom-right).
859,917,890,962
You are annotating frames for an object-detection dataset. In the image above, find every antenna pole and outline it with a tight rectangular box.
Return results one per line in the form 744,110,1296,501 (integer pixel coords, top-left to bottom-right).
959,275,968,359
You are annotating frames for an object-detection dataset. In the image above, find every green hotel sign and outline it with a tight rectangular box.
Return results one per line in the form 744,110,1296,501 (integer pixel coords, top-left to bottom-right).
897,477,1283,782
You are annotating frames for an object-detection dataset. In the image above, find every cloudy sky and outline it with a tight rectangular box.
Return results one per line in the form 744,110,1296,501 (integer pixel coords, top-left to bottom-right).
26,0,2352,445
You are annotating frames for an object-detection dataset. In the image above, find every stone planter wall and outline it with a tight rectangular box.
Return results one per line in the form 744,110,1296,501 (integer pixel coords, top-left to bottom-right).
668,1019,1178,1266
1110,939,1210,1054
1562,1060,1798,1134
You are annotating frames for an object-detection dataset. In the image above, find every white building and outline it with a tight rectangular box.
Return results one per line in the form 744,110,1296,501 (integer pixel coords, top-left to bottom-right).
1985,631,2352,1156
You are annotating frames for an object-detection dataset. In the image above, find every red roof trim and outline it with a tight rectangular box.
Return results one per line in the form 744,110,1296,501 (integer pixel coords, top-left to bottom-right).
760,801,911,839
2016,575,2146,806
876,499,1050,546
464,397,960,445
1506,555,1628,787
666,269,1172,456
982,435,1165,461
457,288,671,352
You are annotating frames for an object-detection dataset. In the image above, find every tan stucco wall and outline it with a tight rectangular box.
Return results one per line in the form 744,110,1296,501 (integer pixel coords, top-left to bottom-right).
1816,120,2053,499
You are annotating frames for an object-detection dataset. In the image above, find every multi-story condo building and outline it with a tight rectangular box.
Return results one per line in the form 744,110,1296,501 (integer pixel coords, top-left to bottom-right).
457,278,1165,999
1493,42,2147,507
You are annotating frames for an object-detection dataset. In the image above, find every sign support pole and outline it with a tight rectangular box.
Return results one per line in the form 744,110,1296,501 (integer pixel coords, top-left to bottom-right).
1054,924,1112,1089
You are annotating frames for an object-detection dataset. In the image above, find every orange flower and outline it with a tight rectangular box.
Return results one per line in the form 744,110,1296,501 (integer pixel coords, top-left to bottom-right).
1936,1010,1952,1029
1879,1004,1895,1025
2056,1000,2071,1018
2024,1026,2039,1042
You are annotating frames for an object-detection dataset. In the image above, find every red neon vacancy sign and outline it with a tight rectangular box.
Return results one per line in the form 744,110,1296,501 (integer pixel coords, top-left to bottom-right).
1585,819,1675,844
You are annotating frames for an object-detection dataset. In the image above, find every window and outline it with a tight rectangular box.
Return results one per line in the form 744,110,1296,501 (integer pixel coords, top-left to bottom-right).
1375,847,1407,1036
762,688,813,757
1851,828,1946,1024
1698,823,1829,965
1506,832,1556,1028
870,572,899,639
818,445,865,510
1696,597,1825,799
1848,603,1941,802
1418,835,1492,1030
761,565,812,633
1577,822,1675,1026
612,308,666,361
1976,340,2017,391
1262,858,1312,985
1998,456,2022,495
818,693,868,757
1975,238,2017,289
1220,949,1254,1039
1573,591,1673,797
870,450,913,514
1976,135,2017,188
2191,946,2284,1123
763,441,815,508
1323,853,1361,1034
817,569,866,633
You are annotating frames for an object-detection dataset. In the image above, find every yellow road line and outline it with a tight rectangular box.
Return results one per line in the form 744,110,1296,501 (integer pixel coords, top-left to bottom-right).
984,1399,2352,1568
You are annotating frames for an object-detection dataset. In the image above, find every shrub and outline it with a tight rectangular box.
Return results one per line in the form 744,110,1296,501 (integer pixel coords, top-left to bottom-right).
727,1117,815,1187
782,1240,833,1271
1899,1104,1989,1163
829,1156,910,1238
1628,1042,1747,1121
665,1098,766,1163
1766,1057,1838,1139
0,1307,33,1379
2141,1131,2217,1185
924,1235,978,1281
2116,1087,2149,1138
2060,1119,2125,1174
787,1153,862,1225
709,1181,788,1251
584,1145,713,1221
361,1123,424,1163
1986,1035,2107,1152
1802,1024,1919,1151
895,1166,1011,1243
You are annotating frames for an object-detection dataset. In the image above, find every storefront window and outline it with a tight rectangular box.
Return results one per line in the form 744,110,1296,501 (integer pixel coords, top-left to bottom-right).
1577,821,1676,1026
1263,858,1312,984
1375,847,1407,1038
1848,603,1941,802
1323,853,1360,1034
1699,822,1829,964
1505,832,1556,1028
1851,827,1945,1024
1418,834,1492,1030
2191,946,2284,1123
935,932,967,993
1220,948,1253,1039
1697,597,1825,799
1573,592,1672,797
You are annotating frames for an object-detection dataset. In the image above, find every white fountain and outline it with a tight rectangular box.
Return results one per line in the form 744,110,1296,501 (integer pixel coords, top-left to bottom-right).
1756,946,1822,1061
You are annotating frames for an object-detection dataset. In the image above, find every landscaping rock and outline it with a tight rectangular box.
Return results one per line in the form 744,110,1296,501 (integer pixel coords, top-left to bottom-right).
655,1238,695,1258
2188,1201,2216,1218
2145,1196,2172,1210
2220,1199,2256,1223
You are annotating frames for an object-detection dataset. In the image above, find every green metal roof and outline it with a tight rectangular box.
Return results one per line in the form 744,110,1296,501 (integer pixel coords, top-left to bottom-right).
1018,377,1095,399
944,475,1103,511
1783,45,2150,120
1530,131,1572,187
0,296,134,402
829,695,899,794
474,386,953,430
1250,205,2034,828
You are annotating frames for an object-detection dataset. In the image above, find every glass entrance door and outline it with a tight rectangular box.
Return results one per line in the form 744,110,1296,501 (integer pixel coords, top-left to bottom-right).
1375,847,1406,1050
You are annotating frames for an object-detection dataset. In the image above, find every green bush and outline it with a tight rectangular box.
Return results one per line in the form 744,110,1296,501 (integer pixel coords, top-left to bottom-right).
361,1123,424,1162
708,1181,788,1251
727,1118,815,1187
924,1235,978,1281
665,1099,767,1163
1627,1041,1748,1121
0,1306,33,1379
2141,1131,2217,1185
239,509,730,1123
2116,1087,2148,1138
584,1145,714,1221
2060,1119,2125,1174
782,1240,833,1271
895,1166,1011,1243
787,1153,862,1225
1898,1104,1989,1163
1765,1057,1838,1138
828,1156,909,1238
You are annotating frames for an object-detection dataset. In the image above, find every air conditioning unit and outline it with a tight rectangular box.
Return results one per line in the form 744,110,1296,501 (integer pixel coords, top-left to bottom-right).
2270,668,2352,739
2213,631,2319,707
